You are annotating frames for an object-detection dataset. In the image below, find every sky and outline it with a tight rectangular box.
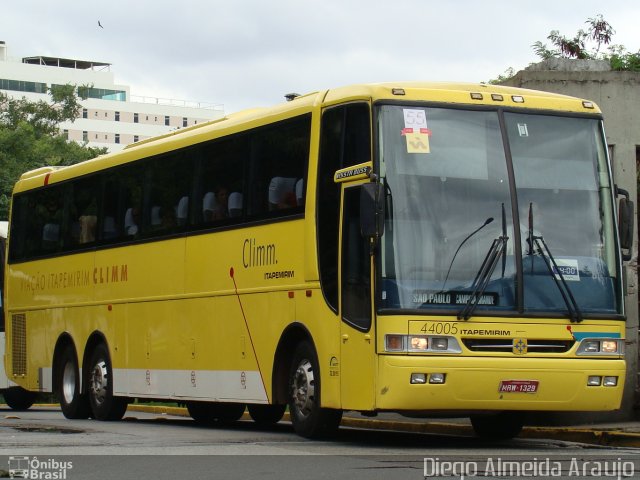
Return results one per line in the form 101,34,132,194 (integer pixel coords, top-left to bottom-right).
1,0,639,114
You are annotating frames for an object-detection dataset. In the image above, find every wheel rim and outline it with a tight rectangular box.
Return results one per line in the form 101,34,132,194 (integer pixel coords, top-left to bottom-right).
90,360,109,406
62,361,77,404
291,359,315,418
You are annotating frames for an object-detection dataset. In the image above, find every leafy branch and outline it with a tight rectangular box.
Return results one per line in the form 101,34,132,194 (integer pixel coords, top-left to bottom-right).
532,15,640,71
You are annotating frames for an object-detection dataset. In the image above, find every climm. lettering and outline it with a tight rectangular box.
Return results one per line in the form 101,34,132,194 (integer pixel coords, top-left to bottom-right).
93,265,128,284
243,238,277,268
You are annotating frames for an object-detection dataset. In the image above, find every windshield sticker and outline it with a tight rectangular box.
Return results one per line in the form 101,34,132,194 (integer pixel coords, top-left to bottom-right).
402,108,431,154
553,259,580,281
517,123,529,137
412,290,498,306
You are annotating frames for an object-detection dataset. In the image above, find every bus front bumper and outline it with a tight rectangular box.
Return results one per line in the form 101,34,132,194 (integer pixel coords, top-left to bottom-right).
377,355,625,412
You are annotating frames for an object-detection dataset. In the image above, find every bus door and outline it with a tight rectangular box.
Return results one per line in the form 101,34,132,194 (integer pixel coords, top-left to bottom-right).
339,185,376,410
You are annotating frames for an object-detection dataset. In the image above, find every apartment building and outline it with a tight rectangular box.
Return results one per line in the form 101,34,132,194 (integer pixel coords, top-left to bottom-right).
0,41,225,152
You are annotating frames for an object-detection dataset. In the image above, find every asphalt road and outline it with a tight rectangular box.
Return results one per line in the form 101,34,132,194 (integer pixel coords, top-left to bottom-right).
1,406,639,479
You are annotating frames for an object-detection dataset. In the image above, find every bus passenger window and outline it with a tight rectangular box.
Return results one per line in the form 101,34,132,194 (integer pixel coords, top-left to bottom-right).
73,180,99,245
38,191,63,252
246,115,310,218
197,135,246,227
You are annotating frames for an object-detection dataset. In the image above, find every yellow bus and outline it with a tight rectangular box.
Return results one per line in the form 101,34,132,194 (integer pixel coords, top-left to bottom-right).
3,82,632,439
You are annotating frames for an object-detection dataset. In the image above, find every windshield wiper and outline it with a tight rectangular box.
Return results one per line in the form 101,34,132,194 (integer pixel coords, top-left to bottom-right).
527,203,583,323
441,217,494,292
458,204,509,320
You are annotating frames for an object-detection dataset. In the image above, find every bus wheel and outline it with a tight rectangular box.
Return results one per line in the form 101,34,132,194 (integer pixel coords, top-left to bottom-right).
3,387,36,411
247,404,286,425
55,345,90,419
288,341,342,438
470,411,524,440
187,402,246,424
87,343,127,421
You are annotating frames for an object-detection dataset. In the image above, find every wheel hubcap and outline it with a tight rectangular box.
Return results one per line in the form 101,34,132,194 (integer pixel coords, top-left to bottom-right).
291,359,315,418
62,361,76,404
90,360,108,406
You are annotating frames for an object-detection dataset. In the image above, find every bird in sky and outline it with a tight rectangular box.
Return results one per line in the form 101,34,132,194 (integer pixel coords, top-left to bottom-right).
98,21,104,28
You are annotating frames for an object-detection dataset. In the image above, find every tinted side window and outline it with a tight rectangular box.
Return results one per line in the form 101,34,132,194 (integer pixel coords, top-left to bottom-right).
317,103,371,311
144,152,194,235
341,186,371,330
8,114,313,262
247,115,310,219
101,164,145,242
68,176,100,248
12,184,69,259
8,195,29,261
196,136,247,227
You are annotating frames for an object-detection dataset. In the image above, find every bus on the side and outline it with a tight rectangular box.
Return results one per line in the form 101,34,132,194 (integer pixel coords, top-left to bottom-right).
3,82,632,438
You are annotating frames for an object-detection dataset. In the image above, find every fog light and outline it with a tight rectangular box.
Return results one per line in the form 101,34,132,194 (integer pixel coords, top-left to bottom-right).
429,373,446,384
587,376,602,386
430,337,448,351
603,376,618,387
411,373,427,384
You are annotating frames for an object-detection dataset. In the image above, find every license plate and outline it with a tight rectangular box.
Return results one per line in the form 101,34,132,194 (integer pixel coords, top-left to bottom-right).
499,380,539,393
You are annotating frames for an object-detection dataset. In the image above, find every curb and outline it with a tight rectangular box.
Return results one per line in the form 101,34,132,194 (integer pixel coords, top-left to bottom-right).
125,405,640,448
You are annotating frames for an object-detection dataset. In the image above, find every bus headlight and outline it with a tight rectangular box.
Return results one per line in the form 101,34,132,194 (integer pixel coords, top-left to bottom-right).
577,339,623,356
385,335,462,354
430,337,449,351
410,336,429,350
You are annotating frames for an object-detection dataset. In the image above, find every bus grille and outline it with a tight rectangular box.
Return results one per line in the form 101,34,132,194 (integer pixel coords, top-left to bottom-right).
462,338,574,353
11,313,27,376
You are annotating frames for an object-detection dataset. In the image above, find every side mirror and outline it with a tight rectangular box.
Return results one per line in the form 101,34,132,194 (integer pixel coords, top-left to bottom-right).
616,186,634,261
360,183,385,239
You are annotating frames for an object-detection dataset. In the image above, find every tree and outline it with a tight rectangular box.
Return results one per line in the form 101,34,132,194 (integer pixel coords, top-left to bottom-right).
532,15,615,60
531,14,639,71
489,15,640,84
0,85,106,219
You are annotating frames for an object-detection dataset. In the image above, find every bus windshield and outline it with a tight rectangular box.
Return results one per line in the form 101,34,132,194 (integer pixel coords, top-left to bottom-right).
377,104,620,317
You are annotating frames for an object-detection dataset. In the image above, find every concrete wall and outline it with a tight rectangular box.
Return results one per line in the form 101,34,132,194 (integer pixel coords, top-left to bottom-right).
502,60,640,421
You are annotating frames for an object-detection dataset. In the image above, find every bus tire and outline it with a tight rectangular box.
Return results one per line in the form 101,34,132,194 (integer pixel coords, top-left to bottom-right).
87,343,127,421
186,402,246,424
247,403,286,425
55,345,91,419
288,341,342,438
2,386,36,411
470,411,524,440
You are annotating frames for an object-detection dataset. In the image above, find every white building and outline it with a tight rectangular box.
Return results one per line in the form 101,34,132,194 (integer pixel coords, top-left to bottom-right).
0,41,225,152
